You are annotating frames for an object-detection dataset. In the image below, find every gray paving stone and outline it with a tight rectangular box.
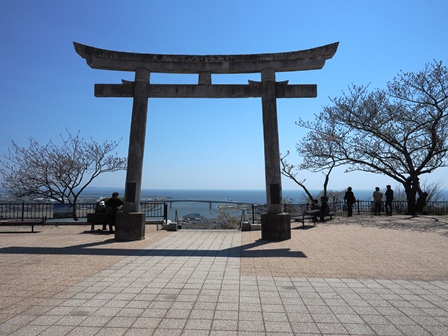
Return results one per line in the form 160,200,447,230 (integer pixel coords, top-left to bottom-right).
343,323,376,335
290,321,320,334
316,321,348,334
184,318,213,330
369,323,404,335
211,319,238,331
335,313,365,324
80,315,112,327
238,320,265,332
40,325,77,336
264,320,293,333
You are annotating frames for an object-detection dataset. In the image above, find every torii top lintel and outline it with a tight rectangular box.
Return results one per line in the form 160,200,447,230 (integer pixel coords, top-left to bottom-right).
73,42,339,74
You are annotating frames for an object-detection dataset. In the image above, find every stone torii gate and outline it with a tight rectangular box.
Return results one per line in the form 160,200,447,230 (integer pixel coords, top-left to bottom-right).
74,42,338,241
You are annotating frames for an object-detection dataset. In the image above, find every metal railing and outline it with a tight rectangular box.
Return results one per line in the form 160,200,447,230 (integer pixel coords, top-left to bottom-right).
0,202,168,221
140,202,168,223
0,203,54,220
1,200,447,223
251,201,448,223
334,200,448,216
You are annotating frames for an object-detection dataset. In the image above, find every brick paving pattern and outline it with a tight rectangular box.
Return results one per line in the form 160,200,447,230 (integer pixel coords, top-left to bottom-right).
0,215,447,335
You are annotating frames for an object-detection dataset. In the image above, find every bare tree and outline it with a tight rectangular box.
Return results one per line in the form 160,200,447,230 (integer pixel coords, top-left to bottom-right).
0,130,127,220
420,180,446,202
281,124,338,202
394,179,446,202
297,60,448,215
297,128,339,200
280,151,315,202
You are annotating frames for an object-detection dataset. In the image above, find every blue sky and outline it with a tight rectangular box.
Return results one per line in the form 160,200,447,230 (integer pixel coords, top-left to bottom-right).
1,0,447,192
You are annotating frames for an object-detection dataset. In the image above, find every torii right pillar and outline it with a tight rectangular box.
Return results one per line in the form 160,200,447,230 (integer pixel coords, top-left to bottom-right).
260,68,290,241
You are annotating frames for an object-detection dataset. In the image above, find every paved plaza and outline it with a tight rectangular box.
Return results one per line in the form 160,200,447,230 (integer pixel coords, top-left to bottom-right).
0,215,447,335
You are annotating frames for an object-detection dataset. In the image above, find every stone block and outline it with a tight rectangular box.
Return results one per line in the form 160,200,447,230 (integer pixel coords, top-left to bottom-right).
166,222,178,231
261,212,291,241
241,222,251,231
250,224,261,231
115,212,145,241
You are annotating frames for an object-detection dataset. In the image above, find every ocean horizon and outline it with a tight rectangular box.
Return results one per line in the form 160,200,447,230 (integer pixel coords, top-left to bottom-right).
80,187,448,203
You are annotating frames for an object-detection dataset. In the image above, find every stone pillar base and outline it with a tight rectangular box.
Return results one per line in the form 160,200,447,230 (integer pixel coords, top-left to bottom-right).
115,212,145,241
261,213,291,241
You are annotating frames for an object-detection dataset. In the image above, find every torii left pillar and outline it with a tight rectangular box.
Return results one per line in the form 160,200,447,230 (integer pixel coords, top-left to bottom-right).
115,68,149,241
260,69,290,241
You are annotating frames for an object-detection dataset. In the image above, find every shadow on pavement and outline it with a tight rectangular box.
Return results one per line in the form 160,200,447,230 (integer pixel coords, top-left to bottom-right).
0,236,307,258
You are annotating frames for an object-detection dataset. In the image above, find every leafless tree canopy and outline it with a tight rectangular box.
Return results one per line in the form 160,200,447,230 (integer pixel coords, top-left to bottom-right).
0,130,127,218
296,60,448,215
281,151,320,202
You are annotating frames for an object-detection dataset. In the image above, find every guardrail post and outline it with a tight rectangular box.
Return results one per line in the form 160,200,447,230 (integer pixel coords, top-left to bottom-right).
252,204,255,224
163,203,168,224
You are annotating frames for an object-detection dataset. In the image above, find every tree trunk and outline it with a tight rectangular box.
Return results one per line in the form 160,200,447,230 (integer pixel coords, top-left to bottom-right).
322,162,334,200
302,186,315,202
323,174,329,199
404,177,418,216
72,203,79,221
406,191,417,216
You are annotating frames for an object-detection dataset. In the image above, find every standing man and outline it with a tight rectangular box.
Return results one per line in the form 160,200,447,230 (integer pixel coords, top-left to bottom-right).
343,187,356,217
385,185,394,216
373,187,383,215
105,192,123,233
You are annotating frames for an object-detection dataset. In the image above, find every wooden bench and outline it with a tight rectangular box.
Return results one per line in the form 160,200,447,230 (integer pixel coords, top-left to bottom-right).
291,209,319,227
86,212,110,232
0,217,47,233
292,210,335,227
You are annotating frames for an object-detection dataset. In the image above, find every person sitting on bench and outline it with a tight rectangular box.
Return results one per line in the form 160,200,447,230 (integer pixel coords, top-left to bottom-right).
310,199,320,222
105,192,123,233
320,196,329,222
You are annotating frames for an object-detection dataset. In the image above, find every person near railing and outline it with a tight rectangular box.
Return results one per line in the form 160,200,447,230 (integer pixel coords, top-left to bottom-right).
385,185,394,216
416,191,428,212
343,187,357,217
373,187,383,215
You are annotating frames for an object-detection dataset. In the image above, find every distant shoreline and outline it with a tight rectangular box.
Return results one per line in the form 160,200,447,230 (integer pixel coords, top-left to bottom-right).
80,188,448,203
2,187,447,203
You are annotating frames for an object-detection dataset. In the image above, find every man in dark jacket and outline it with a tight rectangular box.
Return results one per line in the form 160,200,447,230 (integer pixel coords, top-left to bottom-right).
319,196,329,222
385,185,394,216
105,192,123,232
343,187,356,217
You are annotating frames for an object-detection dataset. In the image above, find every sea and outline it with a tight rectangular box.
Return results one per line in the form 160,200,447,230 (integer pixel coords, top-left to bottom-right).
79,187,448,203
79,188,363,204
